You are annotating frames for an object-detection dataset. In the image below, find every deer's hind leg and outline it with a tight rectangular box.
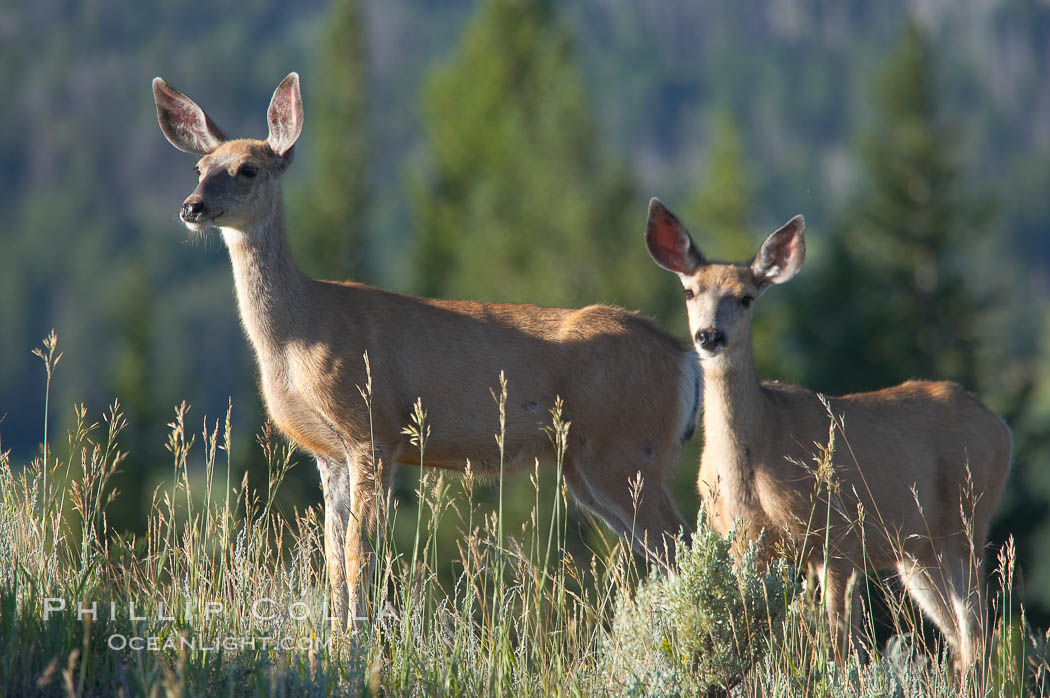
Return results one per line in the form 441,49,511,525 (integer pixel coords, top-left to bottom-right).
897,534,988,682
896,552,966,665
939,539,987,680
563,452,689,569
946,553,985,681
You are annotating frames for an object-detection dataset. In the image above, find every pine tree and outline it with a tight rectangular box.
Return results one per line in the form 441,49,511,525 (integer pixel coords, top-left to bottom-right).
685,109,756,262
792,21,989,394
409,0,670,568
413,0,642,309
290,0,369,281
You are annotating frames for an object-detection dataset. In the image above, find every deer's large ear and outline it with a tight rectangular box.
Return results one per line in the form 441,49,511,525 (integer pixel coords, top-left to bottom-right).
645,198,705,275
752,215,805,286
152,78,226,155
267,73,303,158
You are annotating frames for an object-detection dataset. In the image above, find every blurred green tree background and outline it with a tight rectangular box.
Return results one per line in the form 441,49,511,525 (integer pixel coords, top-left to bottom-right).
413,0,646,310
2,0,1049,623
288,0,370,281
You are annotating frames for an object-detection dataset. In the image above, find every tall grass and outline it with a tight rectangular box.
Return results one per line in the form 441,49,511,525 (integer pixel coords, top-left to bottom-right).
1,333,1047,696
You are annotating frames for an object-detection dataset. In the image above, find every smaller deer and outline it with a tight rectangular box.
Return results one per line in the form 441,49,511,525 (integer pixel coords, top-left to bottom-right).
644,199,1011,673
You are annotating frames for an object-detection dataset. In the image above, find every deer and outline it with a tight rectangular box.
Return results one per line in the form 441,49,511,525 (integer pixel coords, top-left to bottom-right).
151,73,702,628
643,199,1011,675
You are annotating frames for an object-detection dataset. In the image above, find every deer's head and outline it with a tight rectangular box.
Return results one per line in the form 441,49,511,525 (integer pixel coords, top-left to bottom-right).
644,198,805,366
152,73,303,235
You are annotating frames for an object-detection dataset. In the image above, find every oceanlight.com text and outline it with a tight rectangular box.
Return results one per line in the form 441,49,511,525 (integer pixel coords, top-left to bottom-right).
106,634,333,652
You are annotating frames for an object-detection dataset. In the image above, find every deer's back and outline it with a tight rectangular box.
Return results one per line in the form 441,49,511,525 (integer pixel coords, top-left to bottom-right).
753,380,1011,563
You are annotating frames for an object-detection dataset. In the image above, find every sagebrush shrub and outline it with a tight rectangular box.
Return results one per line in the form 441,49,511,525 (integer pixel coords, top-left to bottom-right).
604,505,797,696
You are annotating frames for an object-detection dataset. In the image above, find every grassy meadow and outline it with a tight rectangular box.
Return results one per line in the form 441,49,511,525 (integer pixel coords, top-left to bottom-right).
1,332,1048,697
3,1,1050,696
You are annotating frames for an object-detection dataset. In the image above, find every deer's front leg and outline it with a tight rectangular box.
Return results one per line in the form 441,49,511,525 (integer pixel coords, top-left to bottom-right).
818,561,865,665
317,455,352,631
344,445,395,629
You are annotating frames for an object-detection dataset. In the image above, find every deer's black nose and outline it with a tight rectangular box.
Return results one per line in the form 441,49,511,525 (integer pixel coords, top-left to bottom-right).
695,328,726,351
181,199,205,222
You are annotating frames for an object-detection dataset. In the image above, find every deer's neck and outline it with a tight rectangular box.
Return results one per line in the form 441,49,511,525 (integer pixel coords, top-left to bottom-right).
701,347,769,471
221,202,307,362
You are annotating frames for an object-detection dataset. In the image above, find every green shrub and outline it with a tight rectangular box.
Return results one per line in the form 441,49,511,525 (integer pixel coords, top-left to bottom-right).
604,506,797,696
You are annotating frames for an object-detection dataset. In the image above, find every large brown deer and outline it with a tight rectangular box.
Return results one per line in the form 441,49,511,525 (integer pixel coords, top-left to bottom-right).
151,73,701,627
644,199,1011,673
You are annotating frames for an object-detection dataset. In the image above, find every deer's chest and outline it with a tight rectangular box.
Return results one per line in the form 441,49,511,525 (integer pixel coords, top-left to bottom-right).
698,444,773,535
257,357,345,458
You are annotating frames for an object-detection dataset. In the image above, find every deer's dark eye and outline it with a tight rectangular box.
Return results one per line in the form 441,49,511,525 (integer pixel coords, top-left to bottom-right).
684,288,695,300
238,163,258,178
194,165,201,176
740,295,754,308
